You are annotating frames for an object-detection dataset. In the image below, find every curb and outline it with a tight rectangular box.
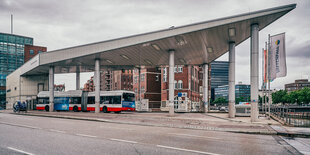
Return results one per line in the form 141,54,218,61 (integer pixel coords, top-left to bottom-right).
9,112,279,136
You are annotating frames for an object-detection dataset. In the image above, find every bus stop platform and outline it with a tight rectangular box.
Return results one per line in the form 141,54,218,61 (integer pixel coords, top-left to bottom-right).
1,110,309,138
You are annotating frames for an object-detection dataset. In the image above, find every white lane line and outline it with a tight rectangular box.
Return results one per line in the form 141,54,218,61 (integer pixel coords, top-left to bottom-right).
49,129,66,133
100,126,135,131
109,138,138,144
76,133,97,138
157,145,221,155
0,121,42,130
7,147,34,155
168,133,221,140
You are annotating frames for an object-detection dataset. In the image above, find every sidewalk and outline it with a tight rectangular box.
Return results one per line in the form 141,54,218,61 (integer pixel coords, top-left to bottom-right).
1,109,309,137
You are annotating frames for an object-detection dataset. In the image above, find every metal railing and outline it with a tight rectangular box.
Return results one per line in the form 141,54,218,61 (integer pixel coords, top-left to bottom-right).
270,105,310,127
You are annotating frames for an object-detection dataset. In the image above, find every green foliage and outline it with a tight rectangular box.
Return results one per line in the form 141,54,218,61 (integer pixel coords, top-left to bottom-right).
271,87,310,105
213,97,228,104
271,90,287,104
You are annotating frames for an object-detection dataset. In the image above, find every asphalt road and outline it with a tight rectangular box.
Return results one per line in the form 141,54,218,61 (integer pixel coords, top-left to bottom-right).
0,113,301,155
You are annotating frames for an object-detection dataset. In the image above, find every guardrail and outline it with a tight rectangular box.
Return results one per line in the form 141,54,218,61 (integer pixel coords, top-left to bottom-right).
270,106,310,127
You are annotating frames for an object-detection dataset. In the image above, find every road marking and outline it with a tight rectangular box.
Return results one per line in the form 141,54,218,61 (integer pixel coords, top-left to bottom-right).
0,121,42,130
110,138,138,144
7,147,34,155
76,133,97,138
101,126,134,131
168,133,221,140
157,145,221,155
49,129,66,133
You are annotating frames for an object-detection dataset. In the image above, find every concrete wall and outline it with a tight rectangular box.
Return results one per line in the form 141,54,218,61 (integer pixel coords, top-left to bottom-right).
6,69,48,109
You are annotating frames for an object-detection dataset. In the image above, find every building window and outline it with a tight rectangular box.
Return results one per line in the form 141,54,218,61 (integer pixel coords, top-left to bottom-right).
38,50,43,53
178,66,183,73
178,80,183,89
174,80,177,89
174,67,177,73
156,75,159,81
163,68,167,82
134,76,137,84
141,86,145,93
141,74,145,82
29,50,34,55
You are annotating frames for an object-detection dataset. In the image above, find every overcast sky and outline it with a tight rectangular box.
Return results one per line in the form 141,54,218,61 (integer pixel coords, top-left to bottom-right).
1,0,309,90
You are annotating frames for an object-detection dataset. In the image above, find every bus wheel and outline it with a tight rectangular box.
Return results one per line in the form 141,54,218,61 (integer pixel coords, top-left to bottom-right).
115,111,121,114
73,106,79,112
103,106,108,113
45,105,49,112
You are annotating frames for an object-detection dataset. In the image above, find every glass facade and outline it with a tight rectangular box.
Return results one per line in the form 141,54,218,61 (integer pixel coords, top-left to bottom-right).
210,61,229,101
0,33,33,108
235,84,251,101
214,85,229,100
214,84,251,102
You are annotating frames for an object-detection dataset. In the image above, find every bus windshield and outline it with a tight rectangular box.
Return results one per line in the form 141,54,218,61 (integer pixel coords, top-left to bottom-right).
123,93,135,102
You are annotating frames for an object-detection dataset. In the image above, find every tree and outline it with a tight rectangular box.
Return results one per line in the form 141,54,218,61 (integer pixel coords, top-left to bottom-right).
213,97,228,104
271,90,287,104
235,97,245,105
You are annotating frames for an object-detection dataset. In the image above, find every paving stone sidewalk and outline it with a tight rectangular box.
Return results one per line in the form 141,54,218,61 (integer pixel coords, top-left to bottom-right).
1,110,309,137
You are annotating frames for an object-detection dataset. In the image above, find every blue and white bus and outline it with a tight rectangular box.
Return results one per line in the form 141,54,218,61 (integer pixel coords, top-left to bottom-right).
36,90,135,113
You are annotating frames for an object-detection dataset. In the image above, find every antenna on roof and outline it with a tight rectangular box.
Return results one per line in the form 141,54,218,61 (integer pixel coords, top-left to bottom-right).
11,14,13,34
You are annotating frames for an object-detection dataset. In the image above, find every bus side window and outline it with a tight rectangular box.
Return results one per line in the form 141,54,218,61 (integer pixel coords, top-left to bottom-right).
87,97,95,104
113,96,121,104
100,96,108,104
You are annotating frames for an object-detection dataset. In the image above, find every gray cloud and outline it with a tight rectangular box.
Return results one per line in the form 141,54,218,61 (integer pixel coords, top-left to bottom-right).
0,0,309,90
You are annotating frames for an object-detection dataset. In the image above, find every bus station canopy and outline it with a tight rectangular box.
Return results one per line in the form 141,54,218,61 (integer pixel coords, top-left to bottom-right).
19,4,296,76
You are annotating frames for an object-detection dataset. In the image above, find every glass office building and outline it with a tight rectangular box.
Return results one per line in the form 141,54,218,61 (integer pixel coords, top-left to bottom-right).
214,84,251,103
210,61,229,101
0,32,33,108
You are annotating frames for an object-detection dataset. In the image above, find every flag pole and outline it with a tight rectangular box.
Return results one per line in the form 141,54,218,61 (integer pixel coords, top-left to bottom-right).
267,34,271,119
264,42,267,116
262,48,265,114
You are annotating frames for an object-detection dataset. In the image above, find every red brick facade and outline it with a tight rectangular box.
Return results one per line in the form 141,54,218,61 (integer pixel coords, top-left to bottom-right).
161,65,202,105
133,68,161,109
24,45,47,63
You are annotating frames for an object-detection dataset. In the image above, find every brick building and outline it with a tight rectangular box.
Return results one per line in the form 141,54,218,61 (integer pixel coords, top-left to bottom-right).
285,79,310,92
111,70,133,91
24,45,47,62
83,70,133,92
100,71,112,91
161,65,202,111
133,67,161,110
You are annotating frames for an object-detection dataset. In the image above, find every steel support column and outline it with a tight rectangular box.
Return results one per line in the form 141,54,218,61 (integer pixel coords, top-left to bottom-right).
203,64,209,112
169,49,175,116
250,24,259,122
95,59,100,113
49,66,54,112
228,42,236,118
76,67,80,90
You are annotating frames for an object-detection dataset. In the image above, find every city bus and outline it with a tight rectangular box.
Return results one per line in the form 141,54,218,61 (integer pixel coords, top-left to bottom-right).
36,90,83,111
36,90,135,113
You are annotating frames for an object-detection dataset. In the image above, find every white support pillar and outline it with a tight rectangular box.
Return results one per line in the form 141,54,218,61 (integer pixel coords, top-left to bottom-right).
94,59,100,113
76,67,80,90
228,42,236,118
250,24,259,122
138,68,141,103
168,49,175,116
202,64,209,113
49,66,54,112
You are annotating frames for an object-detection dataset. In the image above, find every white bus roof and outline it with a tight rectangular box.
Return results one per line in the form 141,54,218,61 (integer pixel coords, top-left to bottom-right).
87,90,135,97
37,90,83,98
37,90,134,98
